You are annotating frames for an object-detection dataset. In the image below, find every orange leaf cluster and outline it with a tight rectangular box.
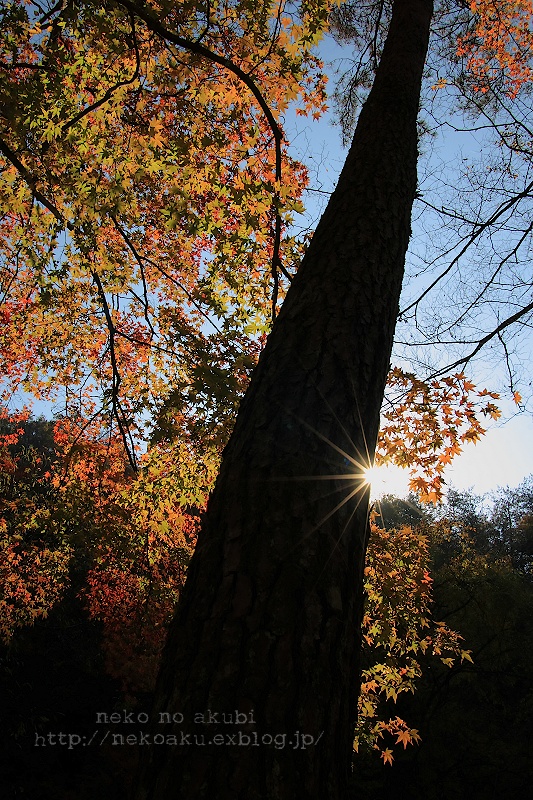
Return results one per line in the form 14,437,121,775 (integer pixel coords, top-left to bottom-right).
0,538,70,642
355,519,472,762
0,0,334,447
0,408,208,692
377,368,500,503
457,0,533,97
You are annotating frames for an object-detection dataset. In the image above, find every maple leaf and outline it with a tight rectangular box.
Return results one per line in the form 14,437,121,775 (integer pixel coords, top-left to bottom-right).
396,729,412,748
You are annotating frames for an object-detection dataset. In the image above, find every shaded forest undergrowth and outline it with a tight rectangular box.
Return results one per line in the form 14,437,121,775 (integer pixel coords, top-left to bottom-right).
2,415,533,799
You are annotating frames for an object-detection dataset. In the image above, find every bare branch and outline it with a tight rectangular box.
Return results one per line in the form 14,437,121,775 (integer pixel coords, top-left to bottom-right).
59,12,141,136
0,62,52,70
91,269,138,472
429,300,533,378
0,136,72,227
401,179,533,317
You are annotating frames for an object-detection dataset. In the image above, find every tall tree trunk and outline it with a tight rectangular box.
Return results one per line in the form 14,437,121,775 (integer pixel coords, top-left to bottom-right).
135,0,433,797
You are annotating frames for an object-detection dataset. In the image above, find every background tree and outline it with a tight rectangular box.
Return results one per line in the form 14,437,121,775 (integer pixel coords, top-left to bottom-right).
351,487,533,800
491,477,533,572
0,411,204,798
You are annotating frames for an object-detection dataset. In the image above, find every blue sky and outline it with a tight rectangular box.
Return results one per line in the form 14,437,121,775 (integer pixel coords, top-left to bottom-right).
282,32,533,497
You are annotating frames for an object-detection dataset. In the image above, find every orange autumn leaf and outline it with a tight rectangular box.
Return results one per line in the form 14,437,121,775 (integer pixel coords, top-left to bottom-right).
458,0,533,98
377,368,500,503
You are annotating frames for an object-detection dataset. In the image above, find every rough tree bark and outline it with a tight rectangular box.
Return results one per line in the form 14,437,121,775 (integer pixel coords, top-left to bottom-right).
135,0,433,797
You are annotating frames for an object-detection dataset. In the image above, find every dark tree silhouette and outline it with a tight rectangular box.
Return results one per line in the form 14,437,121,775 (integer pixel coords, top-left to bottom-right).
135,0,434,798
